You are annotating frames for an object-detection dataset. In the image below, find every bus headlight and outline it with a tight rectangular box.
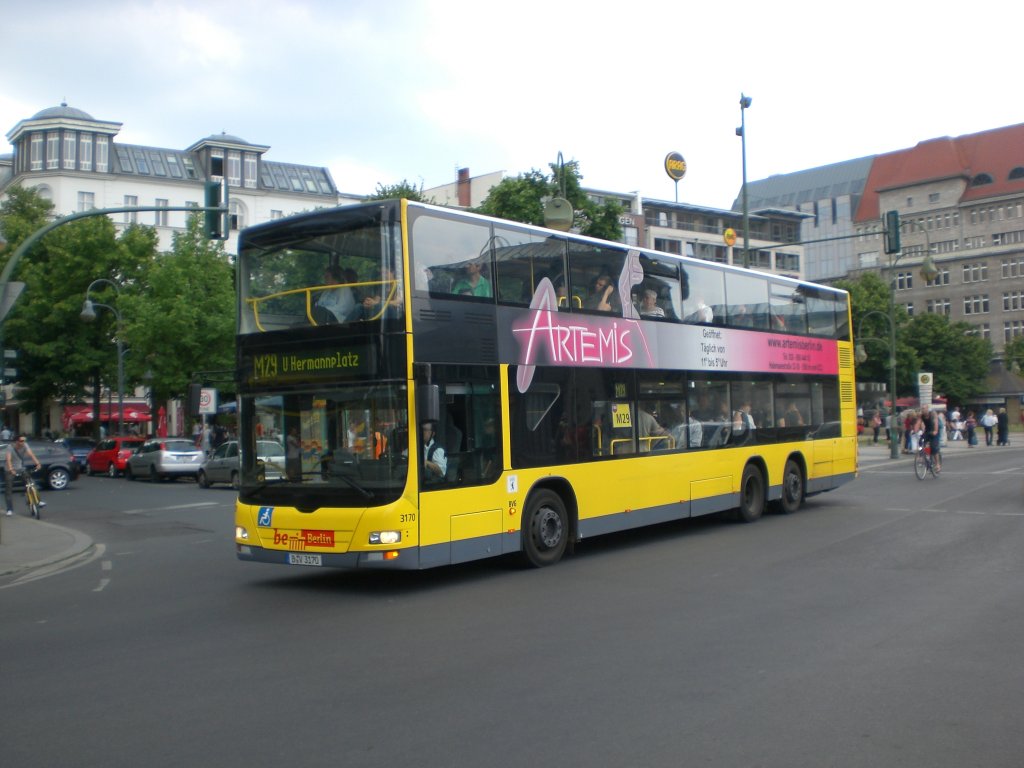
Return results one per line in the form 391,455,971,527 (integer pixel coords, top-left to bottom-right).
369,530,401,545
236,526,249,540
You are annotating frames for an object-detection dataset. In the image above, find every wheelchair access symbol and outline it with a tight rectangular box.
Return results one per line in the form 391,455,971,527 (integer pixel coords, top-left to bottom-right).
257,507,273,527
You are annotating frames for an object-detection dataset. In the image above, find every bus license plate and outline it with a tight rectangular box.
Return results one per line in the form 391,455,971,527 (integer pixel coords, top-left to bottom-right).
288,553,322,567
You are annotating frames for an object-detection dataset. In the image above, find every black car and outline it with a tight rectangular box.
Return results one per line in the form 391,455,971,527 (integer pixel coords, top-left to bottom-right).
1,439,80,490
58,436,96,472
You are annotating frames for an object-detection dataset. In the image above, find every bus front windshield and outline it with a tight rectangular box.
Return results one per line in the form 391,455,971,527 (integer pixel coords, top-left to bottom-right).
239,204,403,335
238,382,409,508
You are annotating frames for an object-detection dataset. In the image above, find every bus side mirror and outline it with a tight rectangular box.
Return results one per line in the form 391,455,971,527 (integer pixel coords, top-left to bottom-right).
417,384,440,424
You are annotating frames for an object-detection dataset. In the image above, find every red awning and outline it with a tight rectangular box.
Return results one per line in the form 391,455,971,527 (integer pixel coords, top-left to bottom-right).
62,404,152,428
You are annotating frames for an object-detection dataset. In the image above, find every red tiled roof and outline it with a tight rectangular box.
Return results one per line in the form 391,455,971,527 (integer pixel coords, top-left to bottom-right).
855,123,1024,223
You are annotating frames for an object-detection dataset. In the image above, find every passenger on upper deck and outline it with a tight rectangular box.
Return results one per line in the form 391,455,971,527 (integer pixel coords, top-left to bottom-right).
451,258,492,297
584,272,619,313
315,265,356,323
638,288,665,318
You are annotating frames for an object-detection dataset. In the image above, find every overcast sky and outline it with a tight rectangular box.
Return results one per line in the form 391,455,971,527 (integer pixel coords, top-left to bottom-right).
3,1,1021,210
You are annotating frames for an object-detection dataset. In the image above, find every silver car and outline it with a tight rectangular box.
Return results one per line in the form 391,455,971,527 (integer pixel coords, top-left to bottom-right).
125,438,204,482
198,439,285,489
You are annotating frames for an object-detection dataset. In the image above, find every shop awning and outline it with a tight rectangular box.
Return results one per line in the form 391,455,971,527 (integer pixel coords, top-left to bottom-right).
62,404,152,428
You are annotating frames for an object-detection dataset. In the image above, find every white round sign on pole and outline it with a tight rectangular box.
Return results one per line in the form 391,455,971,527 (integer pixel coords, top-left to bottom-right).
198,387,218,415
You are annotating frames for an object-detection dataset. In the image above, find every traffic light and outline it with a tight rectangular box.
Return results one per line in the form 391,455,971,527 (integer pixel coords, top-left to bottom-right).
204,181,228,240
187,382,203,417
884,210,901,254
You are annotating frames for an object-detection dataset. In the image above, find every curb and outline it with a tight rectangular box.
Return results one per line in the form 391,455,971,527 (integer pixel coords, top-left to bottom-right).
0,519,95,579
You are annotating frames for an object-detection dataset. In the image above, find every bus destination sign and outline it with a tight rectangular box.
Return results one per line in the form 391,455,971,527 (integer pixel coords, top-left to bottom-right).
246,344,375,384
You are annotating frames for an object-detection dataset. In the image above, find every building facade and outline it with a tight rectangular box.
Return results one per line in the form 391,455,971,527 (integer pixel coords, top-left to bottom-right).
0,103,362,436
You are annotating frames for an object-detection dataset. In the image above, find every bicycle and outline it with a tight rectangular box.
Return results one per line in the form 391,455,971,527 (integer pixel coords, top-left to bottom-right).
914,436,941,480
22,469,43,519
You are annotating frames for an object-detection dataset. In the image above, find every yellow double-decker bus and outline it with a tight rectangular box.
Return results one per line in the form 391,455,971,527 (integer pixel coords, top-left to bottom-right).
234,200,856,570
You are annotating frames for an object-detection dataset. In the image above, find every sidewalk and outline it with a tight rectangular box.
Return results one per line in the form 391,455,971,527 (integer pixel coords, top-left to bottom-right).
858,434,1022,465
0,513,94,579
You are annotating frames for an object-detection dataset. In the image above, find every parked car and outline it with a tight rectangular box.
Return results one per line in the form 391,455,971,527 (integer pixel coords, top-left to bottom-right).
1,439,79,490
58,436,96,472
125,438,204,481
85,436,147,477
198,439,285,489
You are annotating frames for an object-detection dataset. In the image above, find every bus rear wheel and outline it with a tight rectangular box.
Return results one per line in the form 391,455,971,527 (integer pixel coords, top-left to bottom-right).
773,459,804,515
735,464,766,523
521,489,568,567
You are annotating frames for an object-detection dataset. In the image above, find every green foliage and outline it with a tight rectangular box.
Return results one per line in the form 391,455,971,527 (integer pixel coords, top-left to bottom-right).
477,161,623,241
905,313,992,405
1003,335,1024,373
837,271,991,402
0,190,154,418
120,213,235,405
834,272,919,394
367,180,428,202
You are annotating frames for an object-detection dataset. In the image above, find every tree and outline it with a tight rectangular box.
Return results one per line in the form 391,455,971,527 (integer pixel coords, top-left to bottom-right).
367,180,428,202
477,161,623,241
904,313,991,406
833,272,920,395
1003,335,1024,373
0,187,155,433
120,213,235,408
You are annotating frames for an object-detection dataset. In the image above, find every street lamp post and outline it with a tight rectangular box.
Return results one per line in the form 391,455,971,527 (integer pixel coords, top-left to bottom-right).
736,93,752,269
80,279,125,437
855,230,938,459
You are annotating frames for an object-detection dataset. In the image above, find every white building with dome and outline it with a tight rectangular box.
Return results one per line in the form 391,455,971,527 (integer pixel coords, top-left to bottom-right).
0,103,362,252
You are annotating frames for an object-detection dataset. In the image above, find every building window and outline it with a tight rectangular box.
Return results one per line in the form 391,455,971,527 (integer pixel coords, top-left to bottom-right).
895,272,913,290
95,137,109,172
929,192,940,203
77,191,95,212
775,252,800,272
30,134,43,170
244,153,257,189
925,268,950,287
904,303,915,316
270,209,284,220
227,151,242,186
229,199,245,231
46,132,60,169
1004,320,1024,342
925,299,951,315
963,295,989,315
1002,291,1024,311
124,195,138,224
155,198,169,227
962,263,988,282
1003,258,1024,279
63,133,77,169
79,135,93,171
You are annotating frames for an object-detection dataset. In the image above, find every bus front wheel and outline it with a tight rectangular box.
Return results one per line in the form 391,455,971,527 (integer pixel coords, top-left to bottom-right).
521,489,568,567
735,464,766,523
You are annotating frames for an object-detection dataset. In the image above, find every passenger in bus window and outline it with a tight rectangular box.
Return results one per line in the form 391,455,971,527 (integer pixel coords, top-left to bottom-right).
732,400,757,435
780,402,805,427
584,273,618,312
315,265,356,323
692,295,713,323
638,288,665,318
637,407,668,452
451,258,492,297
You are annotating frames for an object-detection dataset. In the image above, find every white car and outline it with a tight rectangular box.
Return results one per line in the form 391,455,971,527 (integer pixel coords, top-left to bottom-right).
125,438,204,482
198,440,285,489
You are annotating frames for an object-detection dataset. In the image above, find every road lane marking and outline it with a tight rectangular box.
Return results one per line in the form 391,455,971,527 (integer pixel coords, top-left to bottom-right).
93,578,110,592
122,502,221,515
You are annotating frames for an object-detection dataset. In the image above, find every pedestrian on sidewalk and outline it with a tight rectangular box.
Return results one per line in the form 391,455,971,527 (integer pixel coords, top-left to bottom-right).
965,411,977,446
981,409,996,446
997,407,1009,446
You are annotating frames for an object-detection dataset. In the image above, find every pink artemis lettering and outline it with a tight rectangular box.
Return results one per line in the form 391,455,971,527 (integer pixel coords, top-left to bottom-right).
512,277,652,392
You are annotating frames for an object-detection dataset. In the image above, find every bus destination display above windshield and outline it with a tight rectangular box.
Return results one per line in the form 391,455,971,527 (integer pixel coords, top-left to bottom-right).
245,344,375,385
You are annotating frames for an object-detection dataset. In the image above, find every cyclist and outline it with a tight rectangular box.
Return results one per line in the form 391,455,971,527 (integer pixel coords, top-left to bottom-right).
5,434,45,517
916,404,942,473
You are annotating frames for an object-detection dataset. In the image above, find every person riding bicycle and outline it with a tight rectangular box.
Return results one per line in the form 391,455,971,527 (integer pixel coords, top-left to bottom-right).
916,405,942,472
5,434,45,517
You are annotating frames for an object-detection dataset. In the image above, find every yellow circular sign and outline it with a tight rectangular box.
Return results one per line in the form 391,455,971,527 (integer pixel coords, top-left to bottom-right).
724,228,737,247
664,152,687,182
